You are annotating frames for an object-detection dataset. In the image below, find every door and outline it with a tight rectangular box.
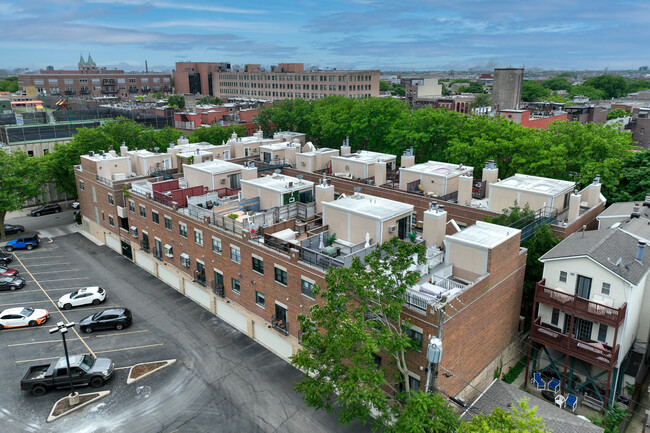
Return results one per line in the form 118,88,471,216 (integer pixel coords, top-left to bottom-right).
275,304,287,324
397,216,409,240
121,240,133,260
196,262,206,285
264,152,271,163
576,275,592,299
573,317,593,341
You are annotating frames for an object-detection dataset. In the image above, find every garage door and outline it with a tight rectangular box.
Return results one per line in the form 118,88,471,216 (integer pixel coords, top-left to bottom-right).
253,323,293,360
158,266,180,291
134,251,154,274
215,300,247,333
105,234,121,253
185,282,211,310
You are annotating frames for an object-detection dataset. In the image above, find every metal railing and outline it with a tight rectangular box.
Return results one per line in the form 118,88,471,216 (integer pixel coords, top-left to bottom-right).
403,290,429,311
96,175,114,187
140,240,150,253
271,315,289,335
193,270,206,287
211,281,225,298
152,246,163,260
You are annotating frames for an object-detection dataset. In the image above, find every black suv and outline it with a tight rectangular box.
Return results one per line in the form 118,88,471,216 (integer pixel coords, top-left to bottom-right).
30,204,62,217
79,308,132,333
0,249,12,265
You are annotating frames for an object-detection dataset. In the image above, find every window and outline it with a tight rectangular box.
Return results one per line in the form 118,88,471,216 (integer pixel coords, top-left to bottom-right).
180,253,190,267
598,324,608,343
301,278,315,299
139,204,146,218
92,78,100,84
34,79,44,85
179,222,187,238
79,78,88,84
164,244,173,257
128,200,135,212
255,291,265,308
212,237,222,253
152,211,159,224
79,180,85,191
408,375,421,392
274,266,287,285
64,79,73,85
559,271,567,283
117,78,125,84
108,215,114,226
230,246,241,263
601,282,611,296
231,278,240,294
92,186,97,203
405,327,423,351
252,256,264,274
48,79,58,84
164,216,172,230
194,229,203,246
108,193,114,205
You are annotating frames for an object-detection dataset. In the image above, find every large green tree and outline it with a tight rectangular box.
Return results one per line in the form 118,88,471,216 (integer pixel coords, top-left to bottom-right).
541,77,572,91
521,81,549,102
459,398,547,433
292,237,458,432
189,124,247,146
584,75,628,99
0,150,46,238
0,77,18,92
607,150,650,202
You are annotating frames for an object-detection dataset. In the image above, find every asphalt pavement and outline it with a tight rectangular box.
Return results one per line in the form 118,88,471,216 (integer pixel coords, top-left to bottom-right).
0,233,370,433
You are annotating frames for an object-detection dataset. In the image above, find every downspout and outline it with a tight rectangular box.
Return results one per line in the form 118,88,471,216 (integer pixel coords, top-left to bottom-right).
611,283,633,406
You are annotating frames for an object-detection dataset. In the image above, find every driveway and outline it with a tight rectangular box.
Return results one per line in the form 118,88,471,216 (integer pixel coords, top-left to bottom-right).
0,233,369,433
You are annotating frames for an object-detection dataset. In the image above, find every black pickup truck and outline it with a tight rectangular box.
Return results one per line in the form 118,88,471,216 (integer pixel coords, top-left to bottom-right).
20,354,114,396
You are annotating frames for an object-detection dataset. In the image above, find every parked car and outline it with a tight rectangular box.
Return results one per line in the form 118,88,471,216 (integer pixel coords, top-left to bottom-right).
79,308,132,333
5,234,39,251
0,307,49,329
3,224,25,235
58,287,106,309
0,266,19,277
20,354,114,396
0,249,13,265
71,201,80,209
0,276,25,291
30,204,62,216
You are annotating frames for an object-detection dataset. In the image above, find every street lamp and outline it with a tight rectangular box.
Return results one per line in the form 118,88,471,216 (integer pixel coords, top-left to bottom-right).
49,321,78,404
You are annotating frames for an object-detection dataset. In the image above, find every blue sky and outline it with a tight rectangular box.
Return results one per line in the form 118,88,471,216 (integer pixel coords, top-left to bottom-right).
1,0,648,72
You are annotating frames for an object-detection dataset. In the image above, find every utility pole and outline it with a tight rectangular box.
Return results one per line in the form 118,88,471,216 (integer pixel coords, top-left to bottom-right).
425,304,445,393
49,321,79,404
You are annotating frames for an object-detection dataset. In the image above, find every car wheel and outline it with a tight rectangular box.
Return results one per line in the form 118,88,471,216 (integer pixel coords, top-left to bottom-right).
26,245,34,250
84,327,93,334
32,385,47,396
90,376,104,388
5,246,13,252
92,299,100,305
55,209,60,213
35,212,41,217
10,286,16,291
63,303,72,310
20,228,24,233
115,323,124,330
28,320,37,327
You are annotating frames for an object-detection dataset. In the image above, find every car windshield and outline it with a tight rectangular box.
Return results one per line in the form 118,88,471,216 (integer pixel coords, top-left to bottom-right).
91,311,104,321
0,276,12,282
20,308,34,317
79,355,95,371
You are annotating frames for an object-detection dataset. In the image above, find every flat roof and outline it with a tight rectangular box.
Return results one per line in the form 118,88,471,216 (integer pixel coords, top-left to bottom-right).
493,173,574,196
401,160,474,178
172,142,221,151
127,149,170,158
185,160,243,175
260,141,300,151
82,152,128,162
332,150,396,164
322,193,413,221
242,173,313,193
449,221,520,249
299,148,338,156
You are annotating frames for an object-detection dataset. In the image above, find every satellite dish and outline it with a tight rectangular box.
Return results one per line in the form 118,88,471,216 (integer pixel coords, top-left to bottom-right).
615,258,622,266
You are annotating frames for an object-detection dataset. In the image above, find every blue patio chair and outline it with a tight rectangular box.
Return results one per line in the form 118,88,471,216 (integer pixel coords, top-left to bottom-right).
548,378,560,394
532,372,545,390
565,393,578,412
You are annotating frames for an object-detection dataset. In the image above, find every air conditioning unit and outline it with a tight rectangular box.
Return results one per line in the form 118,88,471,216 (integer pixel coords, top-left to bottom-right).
130,226,138,237
301,161,306,166
388,225,397,233
164,244,173,257
220,178,226,184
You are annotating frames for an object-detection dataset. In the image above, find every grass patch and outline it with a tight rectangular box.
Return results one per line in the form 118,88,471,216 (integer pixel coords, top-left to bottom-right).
502,357,526,384
51,393,100,417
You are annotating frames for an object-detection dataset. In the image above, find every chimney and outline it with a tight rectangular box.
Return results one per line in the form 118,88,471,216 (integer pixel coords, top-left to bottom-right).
636,242,646,263
401,154,415,168
631,204,640,219
568,191,582,224
340,144,351,155
482,160,498,187
422,204,447,248
374,161,386,186
241,165,258,181
315,182,335,214
457,175,473,206
584,175,602,208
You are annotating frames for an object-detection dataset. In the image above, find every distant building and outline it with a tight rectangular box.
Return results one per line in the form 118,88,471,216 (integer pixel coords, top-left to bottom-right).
173,62,231,96
565,105,608,124
18,54,172,101
492,68,524,111
625,107,650,149
499,108,568,129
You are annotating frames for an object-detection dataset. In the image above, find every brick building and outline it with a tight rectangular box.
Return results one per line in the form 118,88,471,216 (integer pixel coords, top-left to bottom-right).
18,55,171,100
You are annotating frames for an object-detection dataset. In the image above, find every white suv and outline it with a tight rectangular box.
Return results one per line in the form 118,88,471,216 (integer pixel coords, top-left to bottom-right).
58,287,106,310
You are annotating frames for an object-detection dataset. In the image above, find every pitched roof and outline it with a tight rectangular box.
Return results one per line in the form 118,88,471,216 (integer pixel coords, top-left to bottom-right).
461,379,604,433
540,228,650,285
78,54,85,65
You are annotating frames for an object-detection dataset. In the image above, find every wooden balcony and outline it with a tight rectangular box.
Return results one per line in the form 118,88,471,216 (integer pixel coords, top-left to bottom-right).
535,279,626,327
531,317,619,370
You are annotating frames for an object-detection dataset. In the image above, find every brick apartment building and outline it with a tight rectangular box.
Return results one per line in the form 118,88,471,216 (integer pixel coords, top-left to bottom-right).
19,55,172,101
174,62,380,101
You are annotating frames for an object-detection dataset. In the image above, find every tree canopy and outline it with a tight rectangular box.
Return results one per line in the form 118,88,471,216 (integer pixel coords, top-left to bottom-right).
583,75,629,99
459,398,547,433
167,94,185,109
0,76,18,92
606,108,628,120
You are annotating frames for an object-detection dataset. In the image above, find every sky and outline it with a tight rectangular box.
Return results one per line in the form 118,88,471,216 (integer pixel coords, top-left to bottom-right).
1,0,648,72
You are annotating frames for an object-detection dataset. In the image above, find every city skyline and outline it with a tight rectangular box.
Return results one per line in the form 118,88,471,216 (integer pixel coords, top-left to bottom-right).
1,0,648,72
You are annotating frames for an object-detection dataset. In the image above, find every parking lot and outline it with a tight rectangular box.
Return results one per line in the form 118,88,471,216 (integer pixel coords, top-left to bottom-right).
0,233,368,433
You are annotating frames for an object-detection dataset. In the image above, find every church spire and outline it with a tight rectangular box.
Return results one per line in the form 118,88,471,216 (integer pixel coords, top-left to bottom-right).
78,53,86,66
87,53,96,67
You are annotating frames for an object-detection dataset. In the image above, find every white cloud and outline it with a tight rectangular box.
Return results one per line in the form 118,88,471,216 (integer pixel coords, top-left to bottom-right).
85,0,266,14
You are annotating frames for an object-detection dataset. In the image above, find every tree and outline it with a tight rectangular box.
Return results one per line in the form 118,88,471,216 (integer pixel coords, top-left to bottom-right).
584,75,628,99
627,79,650,93
457,82,485,94
167,95,185,109
0,150,45,238
521,81,549,102
568,85,606,101
189,124,247,146
390,83,406,97
607,150,650,202
197,96,222,105
380,81,391,92
472,93,492,108
588,403,630,433
0,77,18,92
607,108,628,120
292,237,458,432
484,203,534,227
393,391,460,433
541,77,572,91
459,398,547,433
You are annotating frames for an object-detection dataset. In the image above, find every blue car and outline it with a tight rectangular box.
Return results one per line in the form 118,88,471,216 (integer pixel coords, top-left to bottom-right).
5,234,39,252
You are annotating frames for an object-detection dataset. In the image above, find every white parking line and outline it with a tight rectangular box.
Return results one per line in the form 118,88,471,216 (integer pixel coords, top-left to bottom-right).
34,277,87,282
0,300,48,308
8,336,89,347
48,305,119,313
93,343,164,355
23,269,80,275
17,263,76,267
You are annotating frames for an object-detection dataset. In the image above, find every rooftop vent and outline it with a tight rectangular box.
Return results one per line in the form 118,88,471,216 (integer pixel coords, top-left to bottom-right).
99,150,104,155
89,151,94,157
636,242,646,263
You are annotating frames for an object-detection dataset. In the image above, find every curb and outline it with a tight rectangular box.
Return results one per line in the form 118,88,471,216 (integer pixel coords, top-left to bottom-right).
126,359,176,385
47,390,110,423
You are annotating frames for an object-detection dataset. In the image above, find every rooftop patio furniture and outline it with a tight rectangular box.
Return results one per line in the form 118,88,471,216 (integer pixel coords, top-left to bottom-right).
532,372,546,390
565,393,578,412
555,394,566,409
548,377,561,394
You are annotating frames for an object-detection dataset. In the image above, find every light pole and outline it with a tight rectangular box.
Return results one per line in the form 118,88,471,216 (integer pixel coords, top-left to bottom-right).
49,321,78,404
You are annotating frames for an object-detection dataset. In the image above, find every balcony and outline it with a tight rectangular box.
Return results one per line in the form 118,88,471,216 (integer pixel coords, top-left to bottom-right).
531,318,619,370
535,279,626,327
65,90,75,95
80,88,90,95
193,270,206,287
152,246,163,260
271,315,289,336
129,87,139,93
140,240,150,253
101,88,118,94
211,281,224,298
102,79,116,86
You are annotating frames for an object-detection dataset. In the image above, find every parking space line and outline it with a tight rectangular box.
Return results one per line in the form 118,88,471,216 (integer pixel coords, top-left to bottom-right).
16,355,66,364
16,255,65,260
23,269,80,274
95,330,149,338
48,305,119,313
94,343,164,354
0,288,75,295
8,336,89,347
0,300,49,308
13,255,96,357
32,277,87,282
14,262,76,267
